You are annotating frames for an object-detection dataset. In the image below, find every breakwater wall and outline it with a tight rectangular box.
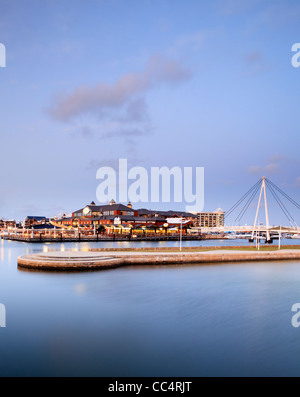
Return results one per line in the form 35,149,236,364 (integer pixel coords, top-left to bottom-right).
17,248,300,272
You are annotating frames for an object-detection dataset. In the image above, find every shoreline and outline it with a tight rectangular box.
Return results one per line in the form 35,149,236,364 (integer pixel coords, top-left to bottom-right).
88,244,300,252
17,245,300,272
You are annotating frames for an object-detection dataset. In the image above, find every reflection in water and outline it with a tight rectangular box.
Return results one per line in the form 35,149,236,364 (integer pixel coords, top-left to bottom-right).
74,283,87,294
1,239,3,261
7,245,11,265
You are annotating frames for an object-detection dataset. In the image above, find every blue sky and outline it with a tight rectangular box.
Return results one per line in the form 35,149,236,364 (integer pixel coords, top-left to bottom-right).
0,0,299,225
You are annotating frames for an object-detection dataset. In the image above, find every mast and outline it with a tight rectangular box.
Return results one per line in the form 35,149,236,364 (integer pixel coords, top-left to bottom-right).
251,176,271,242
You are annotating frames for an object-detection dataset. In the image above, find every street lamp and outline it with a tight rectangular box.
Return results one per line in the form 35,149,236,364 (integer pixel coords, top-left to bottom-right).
179,218,185,252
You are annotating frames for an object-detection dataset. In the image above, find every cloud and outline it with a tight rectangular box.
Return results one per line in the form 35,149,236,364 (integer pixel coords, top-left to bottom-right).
247,162,279,175
48,54,191,122
121,97,148,123
264,163,279,174
47,54,191,148
247,153,285,176
268,153,283,163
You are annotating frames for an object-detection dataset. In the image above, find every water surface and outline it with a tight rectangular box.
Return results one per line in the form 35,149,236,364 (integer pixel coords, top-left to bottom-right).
0,238,300,376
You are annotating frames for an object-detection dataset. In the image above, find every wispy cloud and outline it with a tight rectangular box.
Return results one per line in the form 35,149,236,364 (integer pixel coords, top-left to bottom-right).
268,153,284,163
247,153,287,176
247,162,279,176
47,53,191,145
48,54,191,122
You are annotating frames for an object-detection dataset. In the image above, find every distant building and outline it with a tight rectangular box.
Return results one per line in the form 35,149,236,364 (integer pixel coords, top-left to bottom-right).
0,219,20,229
0,219,15,228
197,208,225,227
24,216,48,228
137,208,197,223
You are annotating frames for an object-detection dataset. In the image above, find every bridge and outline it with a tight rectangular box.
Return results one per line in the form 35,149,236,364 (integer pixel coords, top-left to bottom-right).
197,225,299,233
216,176,300,243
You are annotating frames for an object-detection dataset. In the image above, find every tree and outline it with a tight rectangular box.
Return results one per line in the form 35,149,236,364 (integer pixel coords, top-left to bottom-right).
97,225,106,234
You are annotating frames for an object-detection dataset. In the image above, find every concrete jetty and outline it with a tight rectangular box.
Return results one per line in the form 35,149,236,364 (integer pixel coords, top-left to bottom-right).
17,247,300,271
17,251,124,271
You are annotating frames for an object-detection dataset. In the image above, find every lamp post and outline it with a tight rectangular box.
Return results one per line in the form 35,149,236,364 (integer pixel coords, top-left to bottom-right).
179,218,185,252
278,225,281,250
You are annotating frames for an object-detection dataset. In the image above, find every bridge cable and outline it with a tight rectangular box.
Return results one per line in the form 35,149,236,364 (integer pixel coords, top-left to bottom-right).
225,178,262,219
265,179,298,225
265,179,294,223
265,178,300,210
235,180,262,223
265,179,297,227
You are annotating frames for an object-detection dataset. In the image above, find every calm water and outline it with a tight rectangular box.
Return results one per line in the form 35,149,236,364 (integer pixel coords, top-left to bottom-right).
1,237,300,377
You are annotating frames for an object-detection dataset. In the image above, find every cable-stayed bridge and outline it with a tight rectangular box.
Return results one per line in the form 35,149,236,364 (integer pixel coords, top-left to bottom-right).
219,176,300,243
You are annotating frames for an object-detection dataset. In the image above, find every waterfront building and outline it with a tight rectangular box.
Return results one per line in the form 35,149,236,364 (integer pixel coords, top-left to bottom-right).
197,208,225,227
0,219,18,229
51,200,197,233
24,216,49,228
137,208,198,223
73,200,138,218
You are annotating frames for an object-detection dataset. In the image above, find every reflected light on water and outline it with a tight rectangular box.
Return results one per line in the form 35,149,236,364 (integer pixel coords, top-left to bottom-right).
7,246,11,265
74,283,87,294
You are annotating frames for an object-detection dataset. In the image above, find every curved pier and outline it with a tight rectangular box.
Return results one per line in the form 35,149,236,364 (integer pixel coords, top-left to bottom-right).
17,248,300,271
17,251,124,271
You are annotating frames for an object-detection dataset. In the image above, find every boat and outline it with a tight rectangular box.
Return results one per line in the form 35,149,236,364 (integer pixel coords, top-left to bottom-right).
290,234,300,239
225,233,241,239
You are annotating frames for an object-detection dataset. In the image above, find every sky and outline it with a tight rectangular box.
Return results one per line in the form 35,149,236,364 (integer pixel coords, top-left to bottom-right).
0,0,300,226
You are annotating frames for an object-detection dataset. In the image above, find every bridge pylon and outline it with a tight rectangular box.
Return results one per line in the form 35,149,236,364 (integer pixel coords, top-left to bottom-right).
225,176,300,243
250,176,272,243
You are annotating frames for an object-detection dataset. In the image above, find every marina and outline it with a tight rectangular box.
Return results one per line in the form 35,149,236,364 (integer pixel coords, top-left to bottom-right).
2,177,300,247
